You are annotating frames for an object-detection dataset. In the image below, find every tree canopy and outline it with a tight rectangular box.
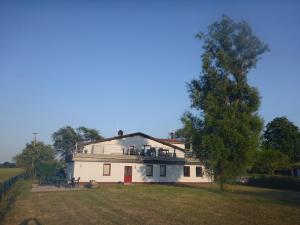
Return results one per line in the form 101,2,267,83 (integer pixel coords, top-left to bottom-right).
263,117,300,163
77,126,104,142
178,15,268,190
174,112,203,151
14,141,56,177
52,126,80,158
52,126,103,159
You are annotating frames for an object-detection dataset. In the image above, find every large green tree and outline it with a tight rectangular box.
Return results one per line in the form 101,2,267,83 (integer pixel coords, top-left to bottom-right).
182,16,268,190
14,142,56,177
52,126,103,159
174,112,203,151
263,117,300,163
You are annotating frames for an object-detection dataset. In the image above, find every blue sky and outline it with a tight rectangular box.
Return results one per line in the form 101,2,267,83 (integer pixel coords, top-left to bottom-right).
1,0,299,162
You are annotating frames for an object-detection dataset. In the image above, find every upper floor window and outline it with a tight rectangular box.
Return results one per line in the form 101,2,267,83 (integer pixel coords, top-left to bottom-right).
184,166,190,177
103,163,111,176
196,166,203,177
146,165,153,176
129,146,136,155
160,165,166,177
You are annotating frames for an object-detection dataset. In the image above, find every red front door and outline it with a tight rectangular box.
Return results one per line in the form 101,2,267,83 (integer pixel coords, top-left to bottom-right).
124,166,132,183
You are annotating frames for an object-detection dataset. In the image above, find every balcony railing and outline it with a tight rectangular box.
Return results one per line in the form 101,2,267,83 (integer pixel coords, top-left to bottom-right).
123,148,177,158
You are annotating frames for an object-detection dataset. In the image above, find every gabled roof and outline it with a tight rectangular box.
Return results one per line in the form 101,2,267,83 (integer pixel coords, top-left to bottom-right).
83,132,186,152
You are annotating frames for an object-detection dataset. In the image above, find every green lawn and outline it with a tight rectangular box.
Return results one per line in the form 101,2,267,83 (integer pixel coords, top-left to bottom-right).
2,181,300,225
0,168,23,183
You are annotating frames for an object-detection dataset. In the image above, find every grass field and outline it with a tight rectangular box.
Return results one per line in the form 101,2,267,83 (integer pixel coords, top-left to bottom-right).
0,168,23,183
1,181,300,225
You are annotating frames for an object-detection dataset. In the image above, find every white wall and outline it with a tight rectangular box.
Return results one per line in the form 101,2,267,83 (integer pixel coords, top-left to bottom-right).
84,135,185,158
72,161,211,183
170,143,185,149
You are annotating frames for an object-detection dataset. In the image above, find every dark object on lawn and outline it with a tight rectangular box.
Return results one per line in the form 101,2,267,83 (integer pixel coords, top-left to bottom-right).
86,180,99,188
74,177,80,188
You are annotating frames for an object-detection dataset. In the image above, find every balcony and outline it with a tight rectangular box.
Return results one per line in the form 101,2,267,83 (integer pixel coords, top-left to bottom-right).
122,147,177,158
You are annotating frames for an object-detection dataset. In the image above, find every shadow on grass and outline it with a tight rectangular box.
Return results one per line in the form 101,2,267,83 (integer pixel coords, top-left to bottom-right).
19,218,42,225
234,187,300,206
160,183,300,206
162,183,223,194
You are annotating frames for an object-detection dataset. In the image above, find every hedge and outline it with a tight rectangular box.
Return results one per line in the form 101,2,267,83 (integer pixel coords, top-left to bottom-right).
246,175,300,192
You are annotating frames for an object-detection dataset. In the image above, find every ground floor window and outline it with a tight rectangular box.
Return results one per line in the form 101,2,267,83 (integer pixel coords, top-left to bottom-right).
103,163,111,176
196,166,203,177
146,165,153,176
160,165,166,177
184,166,190,177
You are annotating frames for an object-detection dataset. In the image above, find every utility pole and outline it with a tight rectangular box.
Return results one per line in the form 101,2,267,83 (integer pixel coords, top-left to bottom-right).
31,132,38,177
32,132,39,146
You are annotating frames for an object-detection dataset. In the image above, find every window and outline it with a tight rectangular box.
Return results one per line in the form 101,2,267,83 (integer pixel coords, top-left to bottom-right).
160,165,166,177
146,165,153,176
184,166,190,177
196,167,203,177
103,164,111,176
143,145,151,151
129,146,135,155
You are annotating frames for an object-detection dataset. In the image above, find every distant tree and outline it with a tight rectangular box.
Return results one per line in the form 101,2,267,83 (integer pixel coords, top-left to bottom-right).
52,126,103,159
252,148,290,175
180,15,268,190
77,126,103,142
263,117,300,163
14,142,56,177
52,126,80,158
0,161,16,168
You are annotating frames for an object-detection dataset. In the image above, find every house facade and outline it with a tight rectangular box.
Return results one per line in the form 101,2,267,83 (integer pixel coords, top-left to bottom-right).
66,131,211,183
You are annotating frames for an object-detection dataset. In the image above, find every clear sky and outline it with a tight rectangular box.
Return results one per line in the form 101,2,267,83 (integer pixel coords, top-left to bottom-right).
1,0,299,162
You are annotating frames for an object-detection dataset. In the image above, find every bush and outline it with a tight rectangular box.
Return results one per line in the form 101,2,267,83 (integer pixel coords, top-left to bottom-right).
246,175,300,192
251,148,290,174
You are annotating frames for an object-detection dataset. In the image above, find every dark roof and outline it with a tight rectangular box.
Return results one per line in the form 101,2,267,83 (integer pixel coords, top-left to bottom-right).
156,139,184,144
83,132,186,151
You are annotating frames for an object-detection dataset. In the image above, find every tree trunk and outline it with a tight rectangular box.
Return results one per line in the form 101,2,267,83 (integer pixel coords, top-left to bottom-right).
219,169,224,191
220,179,224,191
271,169,275,175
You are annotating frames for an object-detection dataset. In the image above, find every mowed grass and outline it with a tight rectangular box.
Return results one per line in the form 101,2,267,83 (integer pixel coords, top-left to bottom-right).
0,168,23,183
2,181,300,225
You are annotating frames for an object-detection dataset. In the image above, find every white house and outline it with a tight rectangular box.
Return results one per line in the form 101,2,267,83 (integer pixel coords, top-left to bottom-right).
66,131,211,183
